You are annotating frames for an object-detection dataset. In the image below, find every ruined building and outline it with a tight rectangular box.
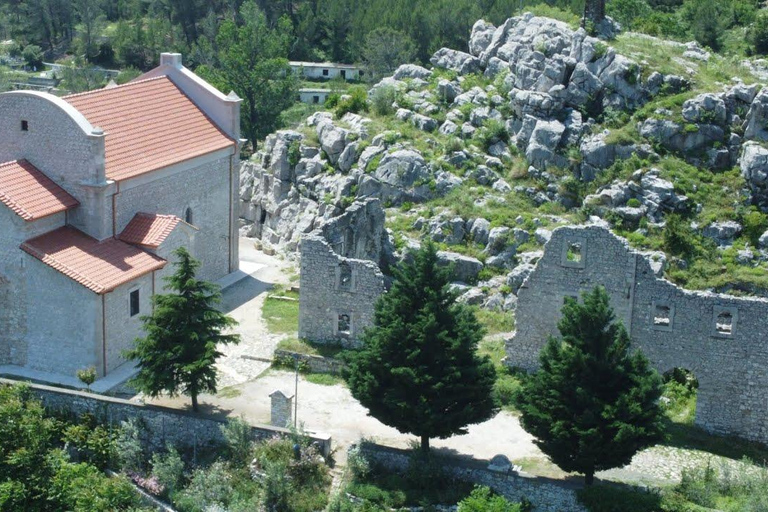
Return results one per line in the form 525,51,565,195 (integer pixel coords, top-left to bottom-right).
298,199,393,346
508,225,768,445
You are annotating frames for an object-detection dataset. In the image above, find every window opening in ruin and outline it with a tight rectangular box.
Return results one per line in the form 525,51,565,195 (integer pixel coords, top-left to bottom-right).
338,262,352,290
654,305,671,327
322,69,329,76
130,290,140,317
715,311,734,335
21,120,28,131
341,70,346,79
566,242,582,263
259,209,267,224
313,95,320,104
338,314,350,335
185,207,193,225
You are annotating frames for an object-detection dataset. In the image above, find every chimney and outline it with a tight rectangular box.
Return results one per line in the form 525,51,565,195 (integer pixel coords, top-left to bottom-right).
160,53,183,69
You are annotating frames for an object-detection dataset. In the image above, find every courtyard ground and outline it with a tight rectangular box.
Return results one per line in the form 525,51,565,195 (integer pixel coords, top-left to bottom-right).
144,239,765,487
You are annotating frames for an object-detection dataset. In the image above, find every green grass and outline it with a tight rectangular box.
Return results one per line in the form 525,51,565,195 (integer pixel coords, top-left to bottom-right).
216,386,242,399
304,373,345,386
262,289,300,334
276,337,348,359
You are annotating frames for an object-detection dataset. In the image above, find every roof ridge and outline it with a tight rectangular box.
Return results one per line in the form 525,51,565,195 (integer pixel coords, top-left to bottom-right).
63,75,168,100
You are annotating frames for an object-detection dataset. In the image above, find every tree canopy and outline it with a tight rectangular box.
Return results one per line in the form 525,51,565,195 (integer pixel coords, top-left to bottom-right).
126,247,240,412
516,286,665,485
345,242,498,454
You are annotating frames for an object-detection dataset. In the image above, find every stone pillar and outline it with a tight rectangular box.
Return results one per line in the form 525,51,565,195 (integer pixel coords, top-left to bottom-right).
269,389,294,428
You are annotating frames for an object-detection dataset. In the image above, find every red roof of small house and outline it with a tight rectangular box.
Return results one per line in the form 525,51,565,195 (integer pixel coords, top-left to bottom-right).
0,159,79,221
21,226,166,294
119,212,185,249
64,76,236,182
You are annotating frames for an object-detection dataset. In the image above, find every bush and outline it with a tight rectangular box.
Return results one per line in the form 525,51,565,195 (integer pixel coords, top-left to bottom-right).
115,418,146,474
76,366,96,389
221,416,254,468
174,461,233,512
663,214,698,258
62,422,115,470
458,486,522,512
151,446,185,498
22,44,43,68
370,85,396,116
749,11,768,55
335,86,368,118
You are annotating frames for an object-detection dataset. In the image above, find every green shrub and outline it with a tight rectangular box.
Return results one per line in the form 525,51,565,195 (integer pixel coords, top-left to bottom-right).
221,416,254,468
336,86,369,118
627,198,642,208
287,140,301,168
151,446,185,498
749,11,768,55
371,85,396,116
173,461,233,512
741,209,767,246
578,484,662,512
325,93,341,109
663,214,698,258
458,486,522,512
62,422,115,470
115,418,146,474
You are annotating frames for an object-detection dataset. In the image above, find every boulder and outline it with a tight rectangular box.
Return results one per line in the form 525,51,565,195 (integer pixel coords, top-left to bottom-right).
486,226,511,255
639,118,724,154
469,20,496,57
534,228,552,244
437,251,483,282
316,120,349,164
506,263,535,293
682,93,727,125
438,120,459,136
430,47,482,75
411,113,438,132
702,221,742,247
470,218,491,245
741,142,768,208
743,88,768,141
393,64,433,80
437,79,461,103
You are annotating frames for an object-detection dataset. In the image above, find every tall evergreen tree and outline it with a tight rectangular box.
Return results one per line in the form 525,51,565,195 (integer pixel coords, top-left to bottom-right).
345,242,498,454
126,247,240,412
516,286,665,485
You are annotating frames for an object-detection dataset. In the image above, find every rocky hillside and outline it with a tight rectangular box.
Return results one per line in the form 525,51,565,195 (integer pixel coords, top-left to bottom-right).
239,13,768,314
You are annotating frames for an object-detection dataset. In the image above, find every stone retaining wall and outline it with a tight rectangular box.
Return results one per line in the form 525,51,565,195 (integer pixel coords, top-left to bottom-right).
274,349,346,375
2,378,331,456
357,443,587,512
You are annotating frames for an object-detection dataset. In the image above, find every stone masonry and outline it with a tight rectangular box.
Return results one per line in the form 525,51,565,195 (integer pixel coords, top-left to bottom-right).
298,199,390,346
508,225,768,445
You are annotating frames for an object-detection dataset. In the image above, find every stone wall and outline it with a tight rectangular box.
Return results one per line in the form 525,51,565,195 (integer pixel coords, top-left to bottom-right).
508,225,768,444
274,349,346,375
357,443,586,512
298,199,389,346
2,378,332,456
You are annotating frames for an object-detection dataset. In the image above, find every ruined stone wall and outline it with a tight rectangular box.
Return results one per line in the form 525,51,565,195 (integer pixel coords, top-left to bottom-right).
298,199,391,346
508,225,768,444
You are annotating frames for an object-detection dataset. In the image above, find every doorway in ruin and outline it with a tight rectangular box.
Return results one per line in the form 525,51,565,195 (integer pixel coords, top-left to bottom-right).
660,367,699,426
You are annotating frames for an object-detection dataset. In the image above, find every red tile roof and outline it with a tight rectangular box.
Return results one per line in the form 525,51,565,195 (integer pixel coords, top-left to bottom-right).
119,212,183,248
21,226,166,294
64,76,236,182
0,159,79,221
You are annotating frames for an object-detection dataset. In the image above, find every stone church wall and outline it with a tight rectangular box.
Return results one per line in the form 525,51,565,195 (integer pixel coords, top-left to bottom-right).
298,199,389,346
508,225,768,444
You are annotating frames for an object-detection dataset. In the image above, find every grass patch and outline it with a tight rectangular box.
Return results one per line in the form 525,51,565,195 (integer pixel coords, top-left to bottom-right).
474,308,515,335
262,288,300,334
304,373,345,386
479,337,524,413
216,386,242,399
276,337,349,359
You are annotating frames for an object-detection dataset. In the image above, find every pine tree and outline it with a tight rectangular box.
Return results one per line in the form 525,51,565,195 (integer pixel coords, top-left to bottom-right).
126,248,240,412
345,242,498,455
516,286,665,485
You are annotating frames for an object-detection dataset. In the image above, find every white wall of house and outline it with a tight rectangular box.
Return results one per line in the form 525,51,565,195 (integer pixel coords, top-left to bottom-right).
298,89,332,105
290,63,362,81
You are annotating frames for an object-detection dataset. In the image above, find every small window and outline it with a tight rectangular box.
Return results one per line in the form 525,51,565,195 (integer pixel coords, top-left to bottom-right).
338,262,352,290
322,69,329,76
130,290,140,317
715,311,733,335
653,305,671,327
338,314,350,335
184,207,193,225
21,120,28,131
566,242,582,263
313,95,320,104
340,70,346,79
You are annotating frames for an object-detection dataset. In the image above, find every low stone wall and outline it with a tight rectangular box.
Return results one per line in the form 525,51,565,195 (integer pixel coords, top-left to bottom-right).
274,349,346,375
357,443,586,512
2,378,332,456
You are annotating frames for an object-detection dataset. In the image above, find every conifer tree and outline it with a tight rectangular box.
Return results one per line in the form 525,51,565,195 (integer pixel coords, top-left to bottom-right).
345,242,498,454
126,248,239,412
516,286,665,485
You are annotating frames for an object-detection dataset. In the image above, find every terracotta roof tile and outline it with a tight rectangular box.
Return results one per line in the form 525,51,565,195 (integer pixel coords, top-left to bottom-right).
0,160,79,221
21,226,166,294
119,212,182,248
64,76,235,182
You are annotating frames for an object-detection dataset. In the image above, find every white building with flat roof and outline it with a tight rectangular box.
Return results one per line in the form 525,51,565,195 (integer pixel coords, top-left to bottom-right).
289,61,363,81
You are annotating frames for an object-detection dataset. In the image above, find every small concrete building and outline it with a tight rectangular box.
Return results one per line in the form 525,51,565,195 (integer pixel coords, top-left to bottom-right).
0,53,241,380
289,61,363,81
298,88,332,105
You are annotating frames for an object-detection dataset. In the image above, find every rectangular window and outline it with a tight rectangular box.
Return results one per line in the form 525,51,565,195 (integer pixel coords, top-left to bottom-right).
130,289,140,317
322,69,329,76
21,120,28,131
341,70,346,79
313,95,320,104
